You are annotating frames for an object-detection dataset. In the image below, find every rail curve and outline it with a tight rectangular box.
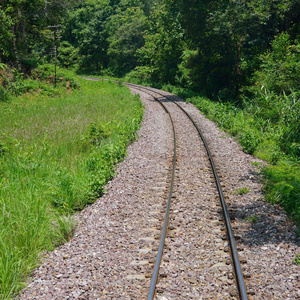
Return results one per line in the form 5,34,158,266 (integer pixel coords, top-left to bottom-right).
126,83,248,300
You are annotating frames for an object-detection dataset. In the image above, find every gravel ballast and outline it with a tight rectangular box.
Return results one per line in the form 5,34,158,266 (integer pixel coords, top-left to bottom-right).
19,84,299,299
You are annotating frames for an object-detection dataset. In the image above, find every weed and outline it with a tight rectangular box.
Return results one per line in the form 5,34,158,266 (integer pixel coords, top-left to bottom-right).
263,161,300,224
239,130,261,155
233,187,250,195
81,122,109,149
245,215,258,223
293,254,300,265
53,215,76,246
0,142,7,156
0,63,6,73
251,161,263,167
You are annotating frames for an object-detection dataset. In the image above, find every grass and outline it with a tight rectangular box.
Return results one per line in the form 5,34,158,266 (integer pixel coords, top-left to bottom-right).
185,95,300,230
251,161,263,167
245,215,258,223
0,76,143,298
233,187,250,195
293,253,300,265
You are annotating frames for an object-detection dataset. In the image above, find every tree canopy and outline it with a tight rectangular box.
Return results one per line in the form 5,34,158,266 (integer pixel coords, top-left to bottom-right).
1,0,299,97
0,0,77,68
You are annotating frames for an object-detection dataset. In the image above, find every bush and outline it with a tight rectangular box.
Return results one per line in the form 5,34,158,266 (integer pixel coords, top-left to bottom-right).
0,85,10,102
0,141,7,156
125,66,153,84
238,130,261,154
31,64,80,89
58,41,80,69
263,161,300,224
246,89,285,123
280,91,300,158
1,68,27,96
81,122,110,150
250,33,300,96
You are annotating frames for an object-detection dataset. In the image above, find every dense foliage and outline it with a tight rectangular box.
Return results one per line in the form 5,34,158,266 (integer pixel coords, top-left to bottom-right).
62,0,151,74
2,0,299,95
0,0,78,70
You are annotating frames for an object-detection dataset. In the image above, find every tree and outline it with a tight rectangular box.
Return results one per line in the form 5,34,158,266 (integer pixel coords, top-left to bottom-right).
136,1,184,84
0,8,14,60
168,0,300,97
0,0,75,69
252,32,300,95
63,0,151,73
63,0,113,72
106,6,146,76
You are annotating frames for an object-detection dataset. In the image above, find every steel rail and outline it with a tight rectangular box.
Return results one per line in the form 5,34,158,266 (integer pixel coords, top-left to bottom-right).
169,97,248,300
129,86,177,300
125,83,248,300
80,78,247,299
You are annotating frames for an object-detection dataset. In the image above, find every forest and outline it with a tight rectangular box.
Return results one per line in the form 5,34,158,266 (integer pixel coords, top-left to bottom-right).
1,0,299,93
0,0,299,296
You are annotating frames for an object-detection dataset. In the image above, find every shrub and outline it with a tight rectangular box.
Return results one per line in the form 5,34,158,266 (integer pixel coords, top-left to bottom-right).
251,33,300,96
280,91,300,158
238,130,261,154
263,161,300,224
81,122,110,150
1,68,27,96
0,141,7,156
125,66,153,84
58,41,80,69
0,85,10,102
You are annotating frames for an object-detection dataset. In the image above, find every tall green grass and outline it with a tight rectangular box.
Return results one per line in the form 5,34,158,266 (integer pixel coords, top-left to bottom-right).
0,77,143,298
187,93,300,230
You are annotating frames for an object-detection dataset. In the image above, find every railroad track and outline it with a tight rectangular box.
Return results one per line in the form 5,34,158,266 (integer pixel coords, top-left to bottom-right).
19,78,298,300
126,83,248,300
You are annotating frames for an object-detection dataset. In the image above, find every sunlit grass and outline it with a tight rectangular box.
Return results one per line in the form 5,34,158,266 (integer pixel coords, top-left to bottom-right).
187,94,300,231
0,77,143,298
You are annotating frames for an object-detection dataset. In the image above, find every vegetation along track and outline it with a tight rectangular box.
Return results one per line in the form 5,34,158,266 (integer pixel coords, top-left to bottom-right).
19,80,299,300
126,83,247,299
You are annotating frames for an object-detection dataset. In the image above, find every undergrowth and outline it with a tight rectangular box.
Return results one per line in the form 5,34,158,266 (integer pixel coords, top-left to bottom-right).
186,93,300,230
0,64,79,102
0,77,143,298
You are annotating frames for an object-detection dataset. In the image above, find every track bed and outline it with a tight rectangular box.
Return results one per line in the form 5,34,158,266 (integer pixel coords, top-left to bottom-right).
19,82,299,300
